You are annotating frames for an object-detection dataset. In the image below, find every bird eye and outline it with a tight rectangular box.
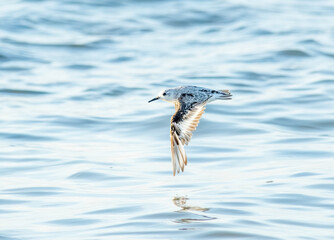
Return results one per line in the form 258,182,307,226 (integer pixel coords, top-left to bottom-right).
163,92,166,96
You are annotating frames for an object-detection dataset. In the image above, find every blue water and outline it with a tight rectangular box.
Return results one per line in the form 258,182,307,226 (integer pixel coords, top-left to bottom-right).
1,0,334,239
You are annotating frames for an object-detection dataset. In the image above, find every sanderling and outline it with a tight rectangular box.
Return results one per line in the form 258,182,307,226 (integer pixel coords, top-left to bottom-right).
148,86,232,176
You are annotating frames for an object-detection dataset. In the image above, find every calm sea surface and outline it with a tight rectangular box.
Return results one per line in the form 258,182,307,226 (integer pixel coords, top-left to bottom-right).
1,0,334,239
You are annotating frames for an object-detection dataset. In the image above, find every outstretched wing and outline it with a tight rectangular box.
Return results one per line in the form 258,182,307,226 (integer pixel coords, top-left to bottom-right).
170,101,206,175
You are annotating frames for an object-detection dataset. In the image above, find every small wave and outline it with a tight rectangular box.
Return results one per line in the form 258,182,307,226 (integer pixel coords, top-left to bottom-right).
0,132,57,141
65,64,96,70
3,187,63,197
48,218,100,226
277,49,310,58
68,171,124,181
0,88,50,95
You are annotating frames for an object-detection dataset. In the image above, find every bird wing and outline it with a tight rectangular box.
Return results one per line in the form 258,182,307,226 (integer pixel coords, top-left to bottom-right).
170,101,206,175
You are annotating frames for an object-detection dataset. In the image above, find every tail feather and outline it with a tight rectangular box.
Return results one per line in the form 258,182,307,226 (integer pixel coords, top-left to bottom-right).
218,89,232,100
220,89,230,95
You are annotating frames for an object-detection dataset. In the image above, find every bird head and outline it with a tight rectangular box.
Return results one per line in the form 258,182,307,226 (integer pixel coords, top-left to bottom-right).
148,89,175,103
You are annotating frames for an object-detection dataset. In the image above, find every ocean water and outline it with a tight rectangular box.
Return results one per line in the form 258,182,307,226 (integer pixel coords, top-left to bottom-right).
1,0,334,239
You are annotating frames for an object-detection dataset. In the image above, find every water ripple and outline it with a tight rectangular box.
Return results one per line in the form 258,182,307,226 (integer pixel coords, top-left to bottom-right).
48,218,100,226
1,0,334,239
0,88,51,95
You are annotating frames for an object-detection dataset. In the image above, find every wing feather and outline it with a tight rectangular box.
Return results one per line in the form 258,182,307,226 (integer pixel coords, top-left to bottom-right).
170,102,206,175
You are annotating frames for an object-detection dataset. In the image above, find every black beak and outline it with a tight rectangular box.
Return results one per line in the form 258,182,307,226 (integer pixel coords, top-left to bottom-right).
148,97,160,103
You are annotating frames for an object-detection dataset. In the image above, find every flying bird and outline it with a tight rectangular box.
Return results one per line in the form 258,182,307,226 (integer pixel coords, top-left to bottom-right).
148,86,232,175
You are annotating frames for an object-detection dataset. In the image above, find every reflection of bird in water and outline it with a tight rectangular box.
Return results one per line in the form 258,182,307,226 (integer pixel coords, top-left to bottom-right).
149,86,232,175
172,196,216,224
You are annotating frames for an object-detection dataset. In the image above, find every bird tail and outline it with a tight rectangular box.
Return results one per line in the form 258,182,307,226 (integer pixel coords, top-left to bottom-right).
171,133,187,176
217,89,232,100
